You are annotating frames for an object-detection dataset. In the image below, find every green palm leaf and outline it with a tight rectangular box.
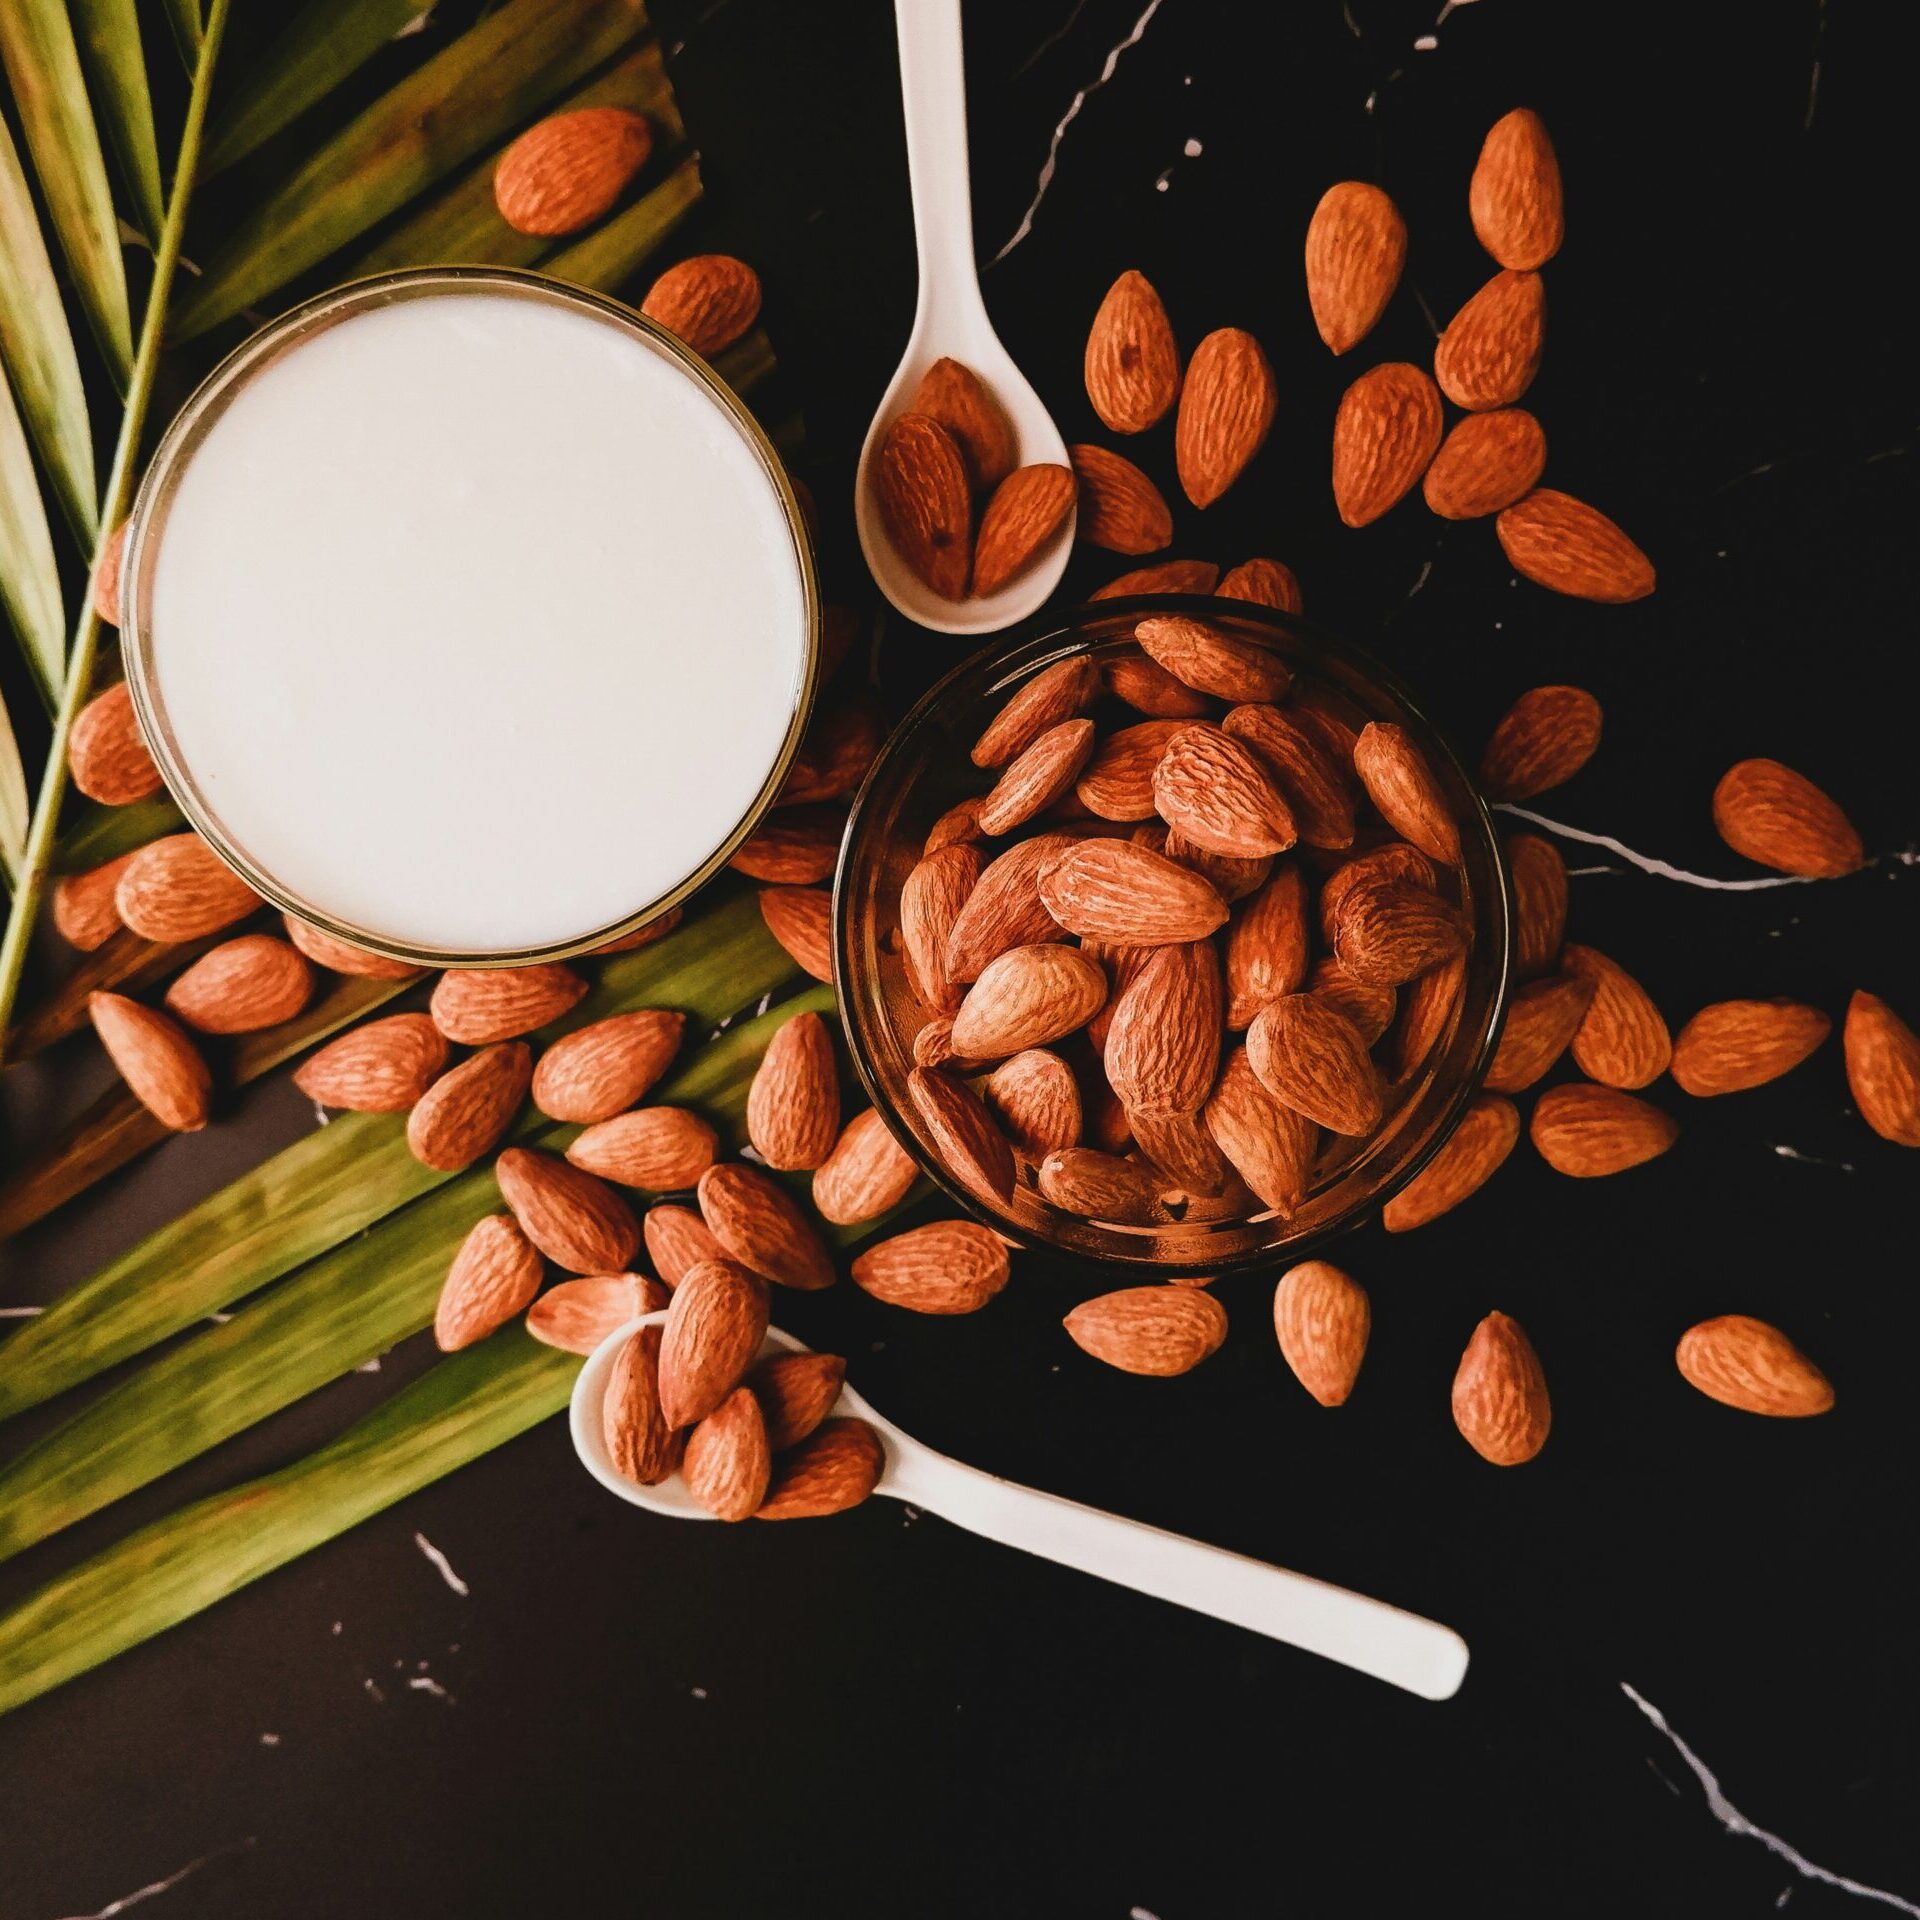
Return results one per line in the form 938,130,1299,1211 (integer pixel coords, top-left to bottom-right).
0,354,64,707
158,0,199,63
0,689,27,884
69,0,163,238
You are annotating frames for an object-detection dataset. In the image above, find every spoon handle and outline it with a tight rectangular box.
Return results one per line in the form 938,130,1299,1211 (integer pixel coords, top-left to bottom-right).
884,1441,1469,1700
893,0,989,333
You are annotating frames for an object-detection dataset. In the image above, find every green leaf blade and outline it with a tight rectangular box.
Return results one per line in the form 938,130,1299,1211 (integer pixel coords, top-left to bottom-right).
69,0,164,239
0,356,65,704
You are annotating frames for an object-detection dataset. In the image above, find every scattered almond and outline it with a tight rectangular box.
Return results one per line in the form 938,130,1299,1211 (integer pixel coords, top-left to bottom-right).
1423,408,1547,519
603,1323,681,1485
1496,489,1655,602
1274,1261,1369,1405
1675,1315,1834,1418
88,991,211,1132
53,852,136,951
495,1146,640,1273
1452,1311,1550,1464
114,833,260,943
1064,1286,1227,1376
729,806,845,884
640,252,761,357
493,106,653,237
1711,758,1862,877
1175,326,1277,507
430,963,586,1044
436,1215,543,1352
758,885,835,982
1091,558,1220,601
778,693,884,806
697,1161,836,1289
1215,557,1303,612
1843,990,1920,1147
1069,442,1173,554
531,1008,684,1124
1508,832,1568,980
1469,108,1563,269
1332,362,1445,527
1304,181,1406,354
745,1010,840,1169
1382,1092,1520,1231
407,1041,532,1172
282,912,421,979
526,1273,668,1355
1479,685,1601,800
68,681,162,805
163,934,314,1035
1530,1083,1678,1176
811,1107,922,1223
90,519,127,624
643,1203,724,1287
294,1013,449,1112
1433,269,1546,411
1562,944,1672,1090
1484,974,1595,1092
852,1219,1010,1315
1085,269,1181,431
1670,999,1831,1097
568,1105,720,1190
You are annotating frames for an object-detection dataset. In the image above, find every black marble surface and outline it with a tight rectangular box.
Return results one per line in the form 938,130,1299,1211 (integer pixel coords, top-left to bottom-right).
4,2,1918,1915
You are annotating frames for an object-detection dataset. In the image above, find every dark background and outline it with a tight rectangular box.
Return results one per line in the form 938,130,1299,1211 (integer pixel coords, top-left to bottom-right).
5,1,1918,1915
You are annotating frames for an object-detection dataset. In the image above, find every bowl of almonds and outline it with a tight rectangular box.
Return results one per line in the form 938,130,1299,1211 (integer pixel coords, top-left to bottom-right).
835,598,1513,1273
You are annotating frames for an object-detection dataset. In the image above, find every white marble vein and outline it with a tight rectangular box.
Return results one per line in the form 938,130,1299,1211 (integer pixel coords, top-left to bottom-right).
412,1531,469,1597
1012,0,1093,78
1622,1683,1920,1915
1771,1143,1857,1173
1495,804,1825,892
0,1305,44,1317
53,1841,254,1919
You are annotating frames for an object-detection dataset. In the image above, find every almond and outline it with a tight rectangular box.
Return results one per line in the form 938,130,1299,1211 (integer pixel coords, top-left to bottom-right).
811,1108,923,1223
905,1065,1017,1204
568,1106,720,1190
874,412,972,596
1135,614,1291,704
913,1015,964,1069
1083,937,1151,1054
950,943,1108,1058
1381,1092,1520,1231
1156,825,1272,903
684,1387,773,1520
114,833,260,943
1530,1083,1678,1176
923,799,983,853
282,911,422,979
1038,1146,1170,1225
1562,944,1671,1090
729,806,845,884
1289,685,1362,766
1711,757,1862,877
1068,443,1172,554
603,1323,682,1485
900,843,984,1013
88,991,211,1131
1203,1047,1319,1215
640,252,761,357
1391,953,1465,1082
1479,685,1601,800
696,1161,836,1289
1102,653,1214,715
1469,108,1563,270
757,1418,884,1519
496,1146,640,1273
910,357,1016,493
1246,993,1384,1136
1304,180,1406,354
748,1350,847,1449
1037,838,1228,944
163,934,314,1034
1223,862,1310,1028
778,693,884,806
590,906,684,956
973,718,1097,835
758,885,835,983
1273,1261,1369,1405
851,1219,1010,1315
1496,490,1655,603
407,1041,532,1172
1174,326,1277,507
1128,1107,1229,1198
1352,723,1461,863
435,1215,544,1352
980,1049,1082,1159
493,106,653,237
293,1012,449,1112
643,1203,724,1287
1670,999,1831,1097
1423,408,1547,519
1084,269,1181,432
1330,878,1468,987
1452,1311,1550,1464
1104,940,1221,1115
1843,990,1920,1147
67,681,161,805
1063,1285,1226,1375
1484,974,1596,1092
1074,720,1185,819
1318,841,1439,942
1507,832,1568,978
1152,725,1298,858
430,963,586,1044
972,465,1076,596
90,519,127,624
1433,270,1545,411
1675,1316,1834,1418
1332,362,1444,527
1090,558,1220,601
53,853,136,951
657,1257,770,1428
1305,955,1396,1044
944,834,1077,979
526,1272,668,1355
971,657,1101,769
531,1009,684,1124
1215,557,1303,613
743,1009,840,1170
1222,704,1356,848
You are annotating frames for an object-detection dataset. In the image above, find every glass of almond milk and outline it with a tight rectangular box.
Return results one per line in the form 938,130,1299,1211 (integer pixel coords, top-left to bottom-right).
121,269,818,965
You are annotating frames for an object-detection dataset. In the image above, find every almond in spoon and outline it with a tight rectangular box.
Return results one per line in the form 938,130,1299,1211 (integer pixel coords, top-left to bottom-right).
874,412,972,597
658,1257,771,1430
684,1387,773,1520
972,464,1076,596
911,357,1016,492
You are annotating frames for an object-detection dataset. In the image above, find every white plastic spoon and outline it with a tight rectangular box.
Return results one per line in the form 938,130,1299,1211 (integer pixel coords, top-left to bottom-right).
853,0,1076,635
571,1317,1470,1701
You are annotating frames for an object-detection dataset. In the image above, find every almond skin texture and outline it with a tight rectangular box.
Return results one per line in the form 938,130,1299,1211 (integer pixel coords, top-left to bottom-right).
1470,108,1564,269
1175,327,1277,508
435,1215,544,1352
1670,999,1831,1097
745,1010,840,1169
68,681,161,804
971,655,1101,768
1332,362,1445,527
531,1009,684,1124
1064,1286,1227,1376
944,834,1085,983
812,1108,923,1223
1247,993,1385,1138
906,1066,1017,1204
1156,827,1270,904
1382,1093,1520,1231
1319,842,1439,943
1844,991,1920,1147
1104,940,1222,1115
1484,974,1596,1092
1216,557,1303,613
1497,490,1656,603
729,806,845,884
981,1049,1082,1159
493,106,653,236
1425,409,1547,521
568,1106,720,1190
282,912,422,979
852,1220,1011,1315
1085,269,1181,432
1103,654,1213,717
525,1273,669,1355
1479,685,1602,800
603,1324,682,1485
90,519,127,624
758,886,835,983
684,1387,773,1521
1392,954,1465,1083
1304,181,1406,355
973,718,1097,836
1091,559,1220,602
1506,832,1567,979
1562,945,1672,1090
1675,1316,1834,1418
657,1258,771,1430
1530,1083,1678,1176
1434,270,1545,411
1069,443,1173,554
1352,723,1461,864
640,252,761,357
1038,1147,1170,1225
950,943,1108,1059
1330,878,1468,987
1135,614,1291,704
294,1013,449,1112
1037,838,1228,945
749,1351,847,1449
1306,956,1396,1044
408,1041,533,1172
1452,1311,1550,1465
88,992,210,1132
1222,705,1356,849
1074,720,1186,820
643,1203,724,1287
923,799,983,853
430,964,586,1045
902,843,985,1012
911,357,1016,493
757,1418,884,1519
973,464,1077,596
1152,725,1298,859
495,1146,640,1274
1130,1108,1231,1198
163,934,314,1035
53,853,135,951
1711,758,1863,877
115,833,260,943
697,1161,837,1290
875,412,972,596
1274,1261,1369,1406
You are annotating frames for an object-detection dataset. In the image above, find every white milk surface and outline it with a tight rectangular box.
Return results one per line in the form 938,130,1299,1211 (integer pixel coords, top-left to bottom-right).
146,291,807,953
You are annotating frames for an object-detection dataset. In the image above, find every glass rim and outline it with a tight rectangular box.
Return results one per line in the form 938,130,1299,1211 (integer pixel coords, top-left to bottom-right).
120,266,821,969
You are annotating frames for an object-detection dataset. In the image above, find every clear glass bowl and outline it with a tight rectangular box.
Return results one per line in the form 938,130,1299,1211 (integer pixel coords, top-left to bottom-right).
834,597,1513,1277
